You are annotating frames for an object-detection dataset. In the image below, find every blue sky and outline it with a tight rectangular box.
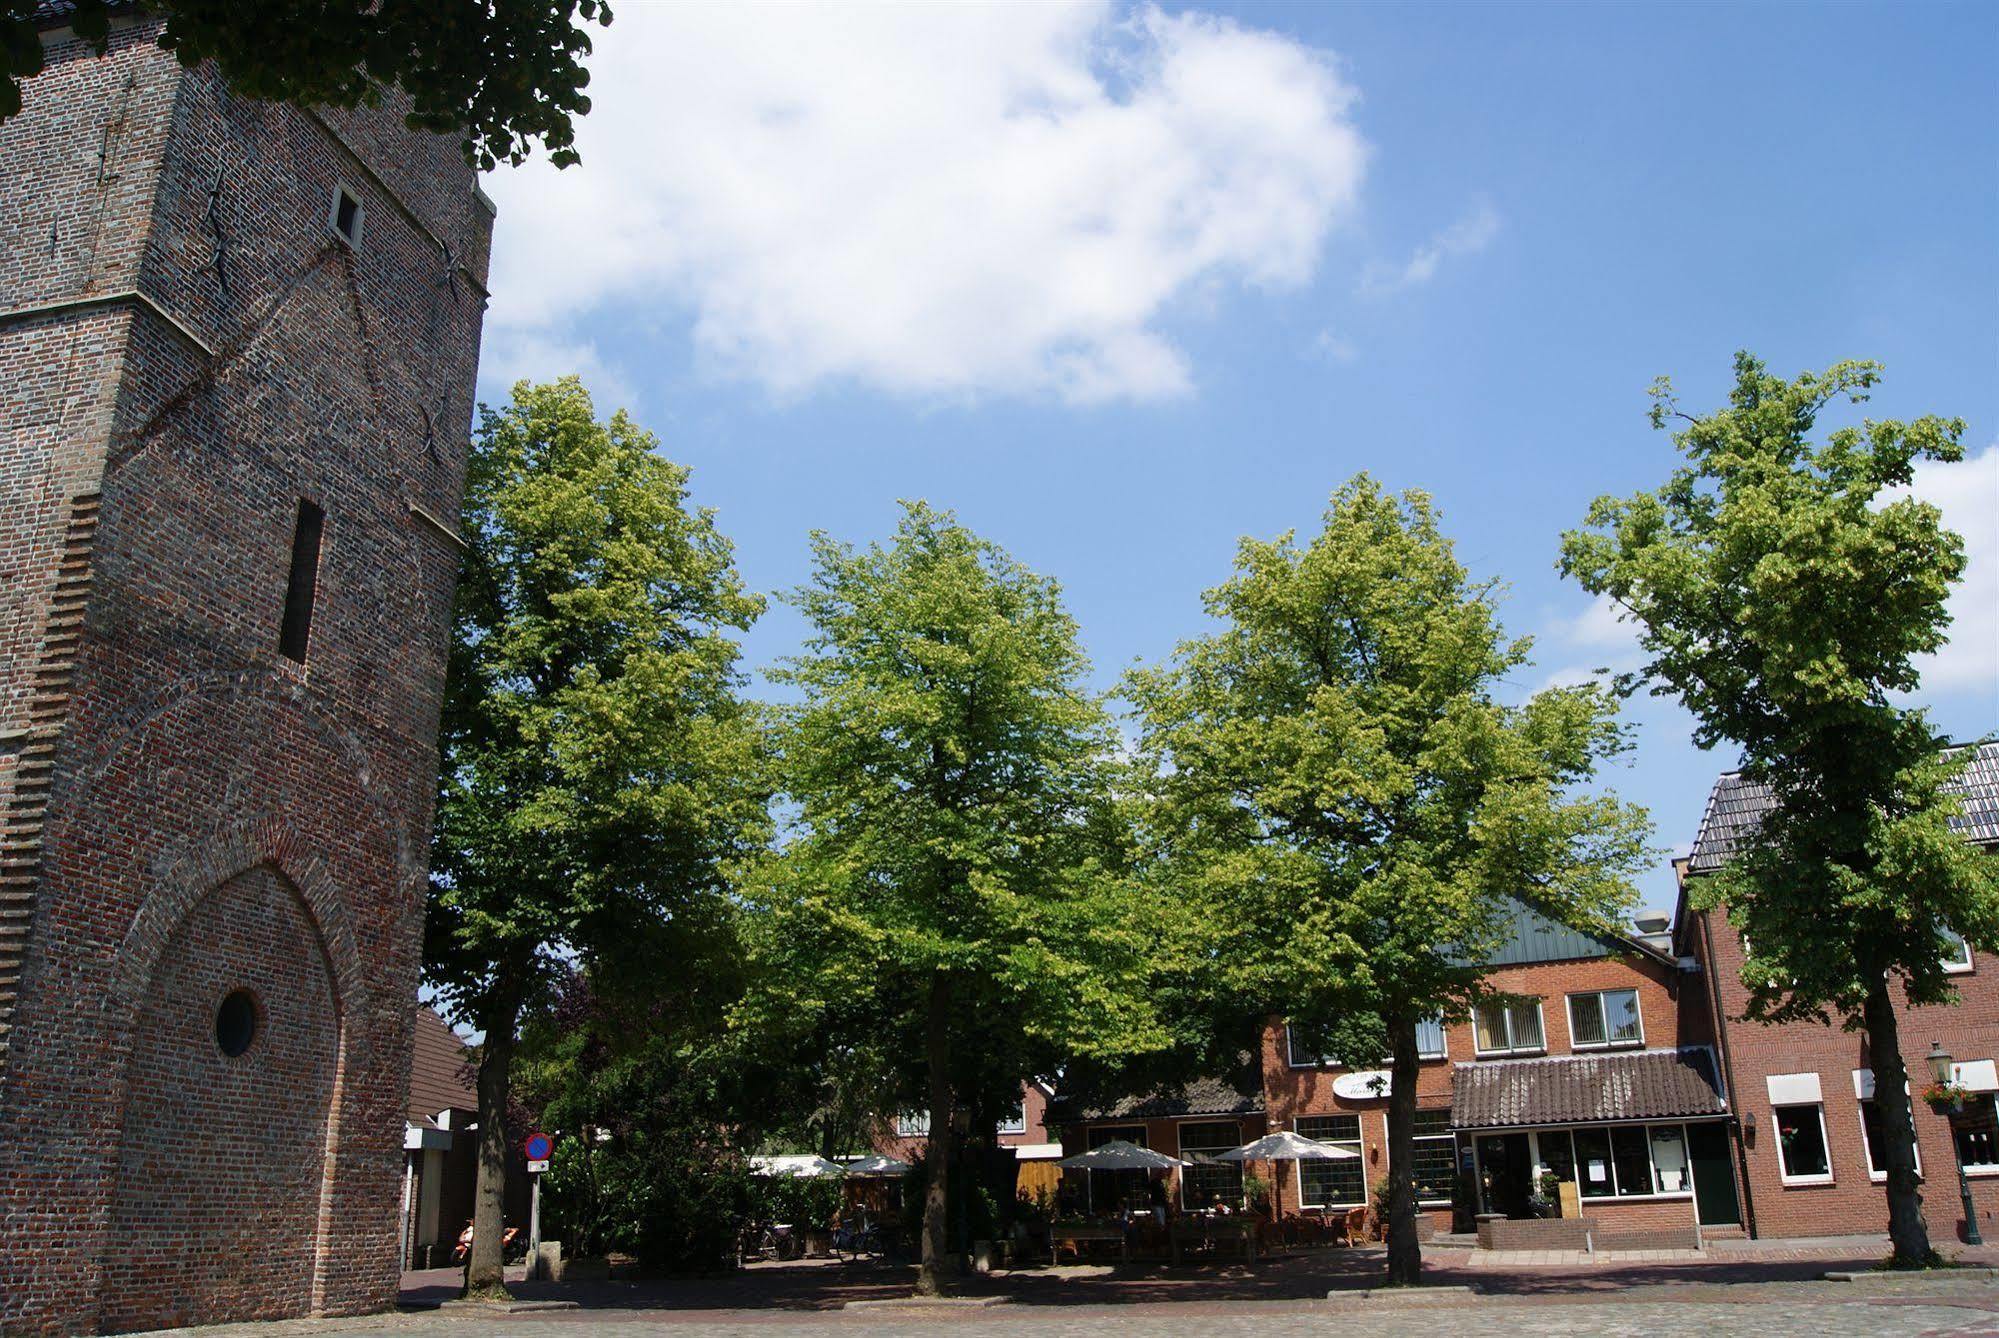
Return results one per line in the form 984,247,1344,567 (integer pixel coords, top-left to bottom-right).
478,1,1998,915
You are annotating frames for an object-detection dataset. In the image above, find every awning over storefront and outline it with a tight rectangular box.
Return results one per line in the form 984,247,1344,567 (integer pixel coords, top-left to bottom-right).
1452,1047,1727,1129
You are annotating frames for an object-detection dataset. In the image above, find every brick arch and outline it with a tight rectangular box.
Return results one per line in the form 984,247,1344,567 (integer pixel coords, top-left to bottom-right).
99,852,350,1331
105,814,369,1021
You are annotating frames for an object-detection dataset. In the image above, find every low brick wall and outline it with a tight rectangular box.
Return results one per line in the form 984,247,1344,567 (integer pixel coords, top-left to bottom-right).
1477,1216,1593,1250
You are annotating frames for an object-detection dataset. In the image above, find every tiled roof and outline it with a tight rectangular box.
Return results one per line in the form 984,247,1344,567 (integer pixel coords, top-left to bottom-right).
1687,742,1999,874
1451,1047,1725,1129
1045,1074,1263,1124
406,1006,476,1124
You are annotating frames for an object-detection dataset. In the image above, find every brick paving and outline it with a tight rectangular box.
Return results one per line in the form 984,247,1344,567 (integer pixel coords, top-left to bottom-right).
122,1242,1999,1337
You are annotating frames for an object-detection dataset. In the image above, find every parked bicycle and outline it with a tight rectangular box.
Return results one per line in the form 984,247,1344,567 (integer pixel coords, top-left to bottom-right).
831,1213,884,1263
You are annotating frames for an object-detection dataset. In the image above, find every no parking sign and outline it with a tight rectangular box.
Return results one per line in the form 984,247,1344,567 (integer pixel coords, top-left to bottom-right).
524,1130,552,1173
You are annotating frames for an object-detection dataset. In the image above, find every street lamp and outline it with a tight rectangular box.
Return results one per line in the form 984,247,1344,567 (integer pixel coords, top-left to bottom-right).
1927,1040,1983,1247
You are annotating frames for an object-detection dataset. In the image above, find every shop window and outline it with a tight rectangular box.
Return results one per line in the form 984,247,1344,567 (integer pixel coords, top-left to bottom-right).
1411,1108,1456,1203
1473,999,1545,1056
1573,1127,1615,1198
1568,988,1643,1049
1296,1114,1365,1207
1648,1125,1689,1193
1610,1126,1655,1197
1774,1103,1832,1183
1177,1121,1243,1210
1087,1124,1148,1213
1954,1095,1999,1172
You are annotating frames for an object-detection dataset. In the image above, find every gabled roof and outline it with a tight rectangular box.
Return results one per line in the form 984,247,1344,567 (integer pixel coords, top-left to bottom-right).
1687,741,1999,875
406,1005,476,1125
1451,1047,1725,1129
1045,1074,1263,1125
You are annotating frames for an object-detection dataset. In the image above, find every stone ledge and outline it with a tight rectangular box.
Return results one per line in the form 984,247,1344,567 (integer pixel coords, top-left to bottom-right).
1326,1284,1482,1302
843,1294,1013,1310
437,1298,581,1314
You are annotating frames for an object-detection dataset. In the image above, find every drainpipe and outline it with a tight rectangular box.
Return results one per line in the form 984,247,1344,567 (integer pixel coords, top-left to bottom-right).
1700,903,1758,1238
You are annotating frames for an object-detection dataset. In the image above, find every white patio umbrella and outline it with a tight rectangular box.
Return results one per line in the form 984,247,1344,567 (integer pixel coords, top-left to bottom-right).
1055,1139,1190,1170
749,1154,848,1178
842,1154,913,1176
1213,1130,1360,1163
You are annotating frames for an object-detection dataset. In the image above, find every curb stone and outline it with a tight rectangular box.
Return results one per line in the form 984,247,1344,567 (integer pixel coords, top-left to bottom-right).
844,1295,1013,1310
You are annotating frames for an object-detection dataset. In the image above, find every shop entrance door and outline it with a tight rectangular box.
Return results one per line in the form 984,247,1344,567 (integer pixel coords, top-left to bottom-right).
1474,1132,1535,1218
1688,1122,1741,1226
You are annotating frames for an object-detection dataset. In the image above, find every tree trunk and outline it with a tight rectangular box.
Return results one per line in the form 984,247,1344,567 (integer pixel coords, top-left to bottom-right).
465,993,521,1297
1384,1012,1422,1285
915,971,955,1296
1863,972,1934,1264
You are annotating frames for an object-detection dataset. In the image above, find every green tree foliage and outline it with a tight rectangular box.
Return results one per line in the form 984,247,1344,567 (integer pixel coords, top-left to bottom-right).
514,972,762,1273
1560,352,1999,1266
4,0,609,167
743,501,1166,1294
427,378,766,1293
1129,475,1651,1284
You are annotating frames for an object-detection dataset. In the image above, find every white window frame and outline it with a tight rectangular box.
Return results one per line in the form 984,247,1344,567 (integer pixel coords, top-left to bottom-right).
1176,1119,1244,1210
1943,930,1974,975
996,1101,1027,1136
1293,1114,1366,1210
1772,1102,1835,1186
1472,999,1547,1057
1955,1093,1999,1175
1415,1015,1448,1061
1535,1123,1700,1203
894,1111,930,1138
1285,1023,1328,1069
1856,1096,1921,1184
1566,988,1644,1051
1409,1108,1456,1206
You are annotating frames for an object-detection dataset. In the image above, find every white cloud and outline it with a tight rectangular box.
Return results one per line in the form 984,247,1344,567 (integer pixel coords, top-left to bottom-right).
1309,328,1359,364
1537,593,1644,692
1358,199,1499,297
482,2,1367,405
1883,443,1998,696
478,328,638,416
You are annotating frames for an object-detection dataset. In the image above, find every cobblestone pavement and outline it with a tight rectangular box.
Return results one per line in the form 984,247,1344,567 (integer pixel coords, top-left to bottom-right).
131,1270,1999,1338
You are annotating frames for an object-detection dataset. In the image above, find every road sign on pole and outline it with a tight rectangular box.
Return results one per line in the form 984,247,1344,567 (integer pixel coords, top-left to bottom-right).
524,1132,552,1278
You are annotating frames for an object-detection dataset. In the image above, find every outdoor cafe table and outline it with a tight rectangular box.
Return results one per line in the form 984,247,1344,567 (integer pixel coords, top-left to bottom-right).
1169,1215,1258,1267
1048,1220,1128,1265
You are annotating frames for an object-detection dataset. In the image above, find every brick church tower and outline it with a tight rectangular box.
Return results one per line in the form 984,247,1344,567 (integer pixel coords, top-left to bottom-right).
0,11,492,1333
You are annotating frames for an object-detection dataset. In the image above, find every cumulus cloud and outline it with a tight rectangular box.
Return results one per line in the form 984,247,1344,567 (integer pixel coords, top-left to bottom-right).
478,328,639,416
481,2,1367,405
1538,593,1645,692
1358,199,1499,297
1884,443,1998,696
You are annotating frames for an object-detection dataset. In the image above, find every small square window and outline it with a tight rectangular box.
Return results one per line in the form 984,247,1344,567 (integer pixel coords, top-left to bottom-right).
329,185,363,247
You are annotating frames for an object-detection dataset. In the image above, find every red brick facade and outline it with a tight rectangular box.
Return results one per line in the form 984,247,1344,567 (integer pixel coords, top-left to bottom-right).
1681,881,1999,1244
0,16,489,1334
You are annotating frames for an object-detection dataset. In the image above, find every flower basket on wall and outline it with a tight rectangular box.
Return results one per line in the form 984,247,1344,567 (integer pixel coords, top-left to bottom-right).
1923,1081,1972,1113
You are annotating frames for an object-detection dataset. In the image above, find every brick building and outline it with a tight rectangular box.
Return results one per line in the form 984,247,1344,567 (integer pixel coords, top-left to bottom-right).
0,9,491,1333
401,1006,480,1272
1051,902,1743,1247
1677,743,1999,1244
878,1079,1066,1197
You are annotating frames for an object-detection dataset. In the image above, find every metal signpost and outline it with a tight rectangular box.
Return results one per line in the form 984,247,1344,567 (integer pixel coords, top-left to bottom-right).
524,1131,554,1278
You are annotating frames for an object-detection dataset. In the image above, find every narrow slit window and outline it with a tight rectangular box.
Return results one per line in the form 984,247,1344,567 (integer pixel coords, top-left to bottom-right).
329,185,363,246
279,499,324,662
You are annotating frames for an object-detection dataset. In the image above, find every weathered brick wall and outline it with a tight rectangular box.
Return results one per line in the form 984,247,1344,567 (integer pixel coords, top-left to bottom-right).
1691,900,1999,1242
0,15,491,1333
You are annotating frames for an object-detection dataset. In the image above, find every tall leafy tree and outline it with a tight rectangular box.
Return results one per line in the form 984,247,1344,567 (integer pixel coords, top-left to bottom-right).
1560,352,1999,1266
426,378,766,1294
4,0,610,166
1129,476,1651,1284
750,502,1164,1295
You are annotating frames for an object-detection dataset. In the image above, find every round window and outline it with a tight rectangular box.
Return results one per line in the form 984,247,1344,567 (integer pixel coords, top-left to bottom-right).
215,989,258,1057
